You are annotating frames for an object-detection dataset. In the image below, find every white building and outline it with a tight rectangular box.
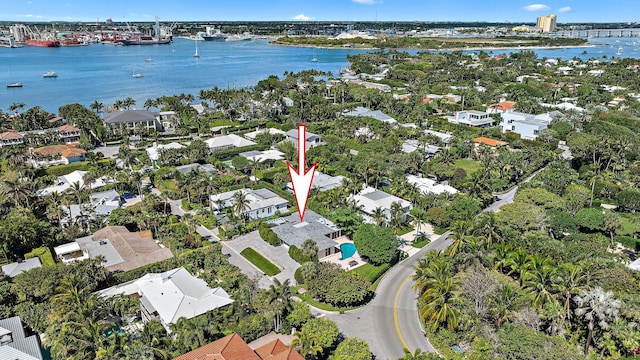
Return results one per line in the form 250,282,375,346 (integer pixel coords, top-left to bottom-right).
401,140,442,156
286,171,344,193
243,128,286,141
406,175,458,196
146,142,185,162
210,188,288,220
96,267,233,328
205,134,256,152
424,129,454,144
38,170,110,197
343,106,397,124
447,110,495,128
240,149,285,163
285,129,324,151
499,111,560,140
61,190,122,227
349,187,412,223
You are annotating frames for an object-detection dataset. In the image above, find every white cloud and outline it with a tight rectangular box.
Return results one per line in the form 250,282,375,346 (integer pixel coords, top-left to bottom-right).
523,4,550,11
293,14,312,21
558,6,572,13
353,0,378,4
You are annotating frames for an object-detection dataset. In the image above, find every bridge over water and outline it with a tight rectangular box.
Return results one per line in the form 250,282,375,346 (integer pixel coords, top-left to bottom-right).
555,28,640,38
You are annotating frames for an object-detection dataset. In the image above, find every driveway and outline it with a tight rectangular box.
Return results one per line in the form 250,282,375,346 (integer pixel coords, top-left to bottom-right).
222,230,300,289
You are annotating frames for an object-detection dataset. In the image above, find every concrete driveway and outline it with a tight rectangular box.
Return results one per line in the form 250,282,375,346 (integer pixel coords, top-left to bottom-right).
222,230,300,289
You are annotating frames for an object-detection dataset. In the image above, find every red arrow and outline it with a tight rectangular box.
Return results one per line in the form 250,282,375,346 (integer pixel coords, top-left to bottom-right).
287,124,317,222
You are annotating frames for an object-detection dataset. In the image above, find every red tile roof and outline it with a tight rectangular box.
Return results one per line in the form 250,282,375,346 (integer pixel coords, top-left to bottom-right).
173,333,261,360
59,124,79,132
48,116,63,123
173,334,303,360
34,144,86,158
489,101,516,111
473,137,509,147
0,130,23,140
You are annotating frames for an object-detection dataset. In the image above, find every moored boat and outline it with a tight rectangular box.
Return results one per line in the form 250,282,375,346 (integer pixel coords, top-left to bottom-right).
43,71,58,78
7,83,23,88
25,39,60,47
120,36,171,45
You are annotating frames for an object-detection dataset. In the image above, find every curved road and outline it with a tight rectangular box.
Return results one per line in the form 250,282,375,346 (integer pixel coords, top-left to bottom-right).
325,233,451,359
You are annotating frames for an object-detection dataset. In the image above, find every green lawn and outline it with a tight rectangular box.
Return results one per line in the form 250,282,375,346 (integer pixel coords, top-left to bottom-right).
618,213,640,236
454,159,481,174
350,263,390,283
155,179,177,193
240,248,281,276
395,225,415,236
296,291,351,312
412,237,431,248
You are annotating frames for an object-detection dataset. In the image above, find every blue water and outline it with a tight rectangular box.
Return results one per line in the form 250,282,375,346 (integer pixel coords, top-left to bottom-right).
1,37,639,113
340,242,357,260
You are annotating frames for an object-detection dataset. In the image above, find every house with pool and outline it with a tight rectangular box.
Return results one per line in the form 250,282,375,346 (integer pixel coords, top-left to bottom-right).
269,210,346,260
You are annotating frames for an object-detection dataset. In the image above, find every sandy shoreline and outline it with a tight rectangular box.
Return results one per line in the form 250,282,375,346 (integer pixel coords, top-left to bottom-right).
268,42,596,52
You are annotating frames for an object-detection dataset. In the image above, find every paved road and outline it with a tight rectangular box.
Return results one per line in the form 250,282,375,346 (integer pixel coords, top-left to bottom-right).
326,233,451,359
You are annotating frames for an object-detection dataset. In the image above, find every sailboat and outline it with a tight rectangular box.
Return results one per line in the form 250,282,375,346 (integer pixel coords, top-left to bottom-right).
194,38,200,58
616,46,623,56
311,50,318,62
6,70,22,88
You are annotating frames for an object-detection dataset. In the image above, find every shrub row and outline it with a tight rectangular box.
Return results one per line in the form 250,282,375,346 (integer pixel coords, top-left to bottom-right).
258,225,281,246
24,247,56,267
288,245,312,264
616,235,640,251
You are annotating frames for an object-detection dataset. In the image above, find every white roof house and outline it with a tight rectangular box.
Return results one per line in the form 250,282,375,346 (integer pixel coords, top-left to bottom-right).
205,134,256,152
349,186,412,223
210,188,288,220
243,128,286,140
406,175,458,196
285,129,324,151
424,129,454,144
240,149,285,163
500,111,561,140
38,170,110,197
447,110,495,128
401,140,442,156
62,189,122,226
96,267,233,327
146,142,185,162
54,242,89,264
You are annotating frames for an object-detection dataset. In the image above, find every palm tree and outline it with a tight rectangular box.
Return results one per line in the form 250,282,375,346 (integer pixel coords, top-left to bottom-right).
90,100,104,114
523,262,558,308
490,283,522,328
553,264,589,328
291,327,323,358
117,146,136,170
0,176,32,208
122,97,136,110
473,212,502,248
505,249,529,286
232,190,251,221
446,220,472,257
419,276,461,331
372,206,386,226
390,201,405,233
266,279,292,332
66,181,85,205
574,287,621,354
300,239,319,262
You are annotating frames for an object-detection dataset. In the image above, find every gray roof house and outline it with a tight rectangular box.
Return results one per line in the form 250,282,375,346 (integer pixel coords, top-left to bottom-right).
210,188,288,220
61,189,122,227
103,110,162,133
96,267,233,329
1,258,41,278
285,129,324,151
401,140,442,156
285,171,344,193
343,106,397,124
269,210,342,259
0,316,44,360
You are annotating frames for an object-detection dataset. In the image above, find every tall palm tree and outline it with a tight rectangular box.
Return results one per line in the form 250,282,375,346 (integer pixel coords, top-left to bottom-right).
446,220,472,257
66,181,85,205
505,249,529,286
266,279,292,332
490,283,522,328
300,239,319,262
372,206,386,226
90,100,104,114
553,264,589,328
0,176,32,208
419,276,461,331
574,287,621,354
232,190,251,221
473,212,502,248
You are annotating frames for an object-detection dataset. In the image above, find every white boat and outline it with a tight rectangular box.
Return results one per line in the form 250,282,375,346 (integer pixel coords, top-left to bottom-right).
145,58,153,62
194,39,200,58
43,71,58,78
7,82,23,88
616,47,623,56
132,72,144,78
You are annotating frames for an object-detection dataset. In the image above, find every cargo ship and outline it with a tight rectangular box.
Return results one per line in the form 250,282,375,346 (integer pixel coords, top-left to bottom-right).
25,39,60,47
120,36,171,45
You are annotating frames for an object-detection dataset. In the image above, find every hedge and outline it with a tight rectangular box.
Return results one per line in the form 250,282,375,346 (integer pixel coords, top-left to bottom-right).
258,225,281,246
42,159,114,177
24,247,56,267
294,267,304,285
616,235,640,251
289,245,312,264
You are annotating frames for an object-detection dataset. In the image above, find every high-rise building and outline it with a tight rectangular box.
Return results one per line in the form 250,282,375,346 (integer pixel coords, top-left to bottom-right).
537,14,557,33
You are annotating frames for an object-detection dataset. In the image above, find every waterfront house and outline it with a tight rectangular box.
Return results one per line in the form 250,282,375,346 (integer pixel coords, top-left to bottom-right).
173,332,304,360
1,258,41,278
58,124,81,143
406,174,458,196
210,188,288,220
103,110,162,134
31,144,86,167
205,134,256,152
349,186,412,224
447,110,495,128
269,210,342,259
285,171,344,193
285,129,324,151
55,226,173,272
158,111,178,130
343,106,398,124
0,130,24,147
96,267,233,329
0,316,44,360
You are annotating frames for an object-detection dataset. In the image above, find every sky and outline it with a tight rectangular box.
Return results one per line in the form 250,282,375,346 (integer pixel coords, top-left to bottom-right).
1,0,639,23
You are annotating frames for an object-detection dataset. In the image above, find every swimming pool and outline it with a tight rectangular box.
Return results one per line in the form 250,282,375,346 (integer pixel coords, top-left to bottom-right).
340,242,357,260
